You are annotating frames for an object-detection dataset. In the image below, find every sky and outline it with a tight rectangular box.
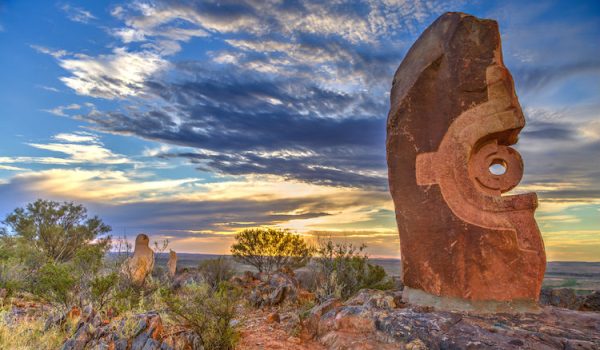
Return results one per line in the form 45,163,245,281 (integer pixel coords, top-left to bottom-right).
0,0,599,261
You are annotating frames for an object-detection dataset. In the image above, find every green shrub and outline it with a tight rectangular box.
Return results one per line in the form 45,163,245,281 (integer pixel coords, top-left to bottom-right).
313,240,393,301
161,283,239,350
231,228,312,273
34,263,76,309
199,257,235,290
2,199,111,263
90,272,119,310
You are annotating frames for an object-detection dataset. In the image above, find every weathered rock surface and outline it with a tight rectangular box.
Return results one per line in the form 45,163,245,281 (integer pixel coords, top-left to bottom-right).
539,287,582,310
305,289,600,350
248,272,300,307
123,234,155,286
167,250,177,278
386,12,545,310
171,267,203,289
539,288,600,312
580,291,600,311
59,308,182,350
231,271,300,307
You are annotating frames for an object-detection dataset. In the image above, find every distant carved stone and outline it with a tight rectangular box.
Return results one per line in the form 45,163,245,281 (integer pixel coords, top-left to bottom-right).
167,250,177,278
123,234,155,286
386,12,546,311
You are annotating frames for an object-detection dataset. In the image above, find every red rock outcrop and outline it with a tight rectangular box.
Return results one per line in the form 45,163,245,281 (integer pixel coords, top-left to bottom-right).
386,12,546,310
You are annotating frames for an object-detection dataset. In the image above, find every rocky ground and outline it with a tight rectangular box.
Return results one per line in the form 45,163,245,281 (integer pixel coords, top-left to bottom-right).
304,289,600,349
2,271,600,349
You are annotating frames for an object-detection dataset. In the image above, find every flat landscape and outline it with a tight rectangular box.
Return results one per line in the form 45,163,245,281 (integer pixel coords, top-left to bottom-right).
154,253,600,294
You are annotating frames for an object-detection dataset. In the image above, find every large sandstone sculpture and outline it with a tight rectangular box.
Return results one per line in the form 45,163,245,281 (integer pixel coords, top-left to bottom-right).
167,249,177,278
123,234,155,286
386,12,546,311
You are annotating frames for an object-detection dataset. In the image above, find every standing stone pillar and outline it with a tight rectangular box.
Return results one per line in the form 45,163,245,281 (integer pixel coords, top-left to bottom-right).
123,234,155,286
167,249,177,278
386,12,546,311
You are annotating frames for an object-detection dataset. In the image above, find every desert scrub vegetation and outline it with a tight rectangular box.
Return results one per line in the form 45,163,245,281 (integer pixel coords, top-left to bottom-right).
2,199,111,263
161,282,240,350
312,239,394,301
231,227,312,273
0,200,112,309
0,316,68,350
199,256,236,290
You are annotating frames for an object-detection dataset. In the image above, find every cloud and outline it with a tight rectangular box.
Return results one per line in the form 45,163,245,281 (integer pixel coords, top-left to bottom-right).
58,48,170,99
53,132,99,143
0,132,131,166
27,142,129,165
0,167,392,239
0,165,27,171
489,1,600,95
30,45,69,59
37,85,61,93
42,103,81,117
36,0,466,186
61,4,96,24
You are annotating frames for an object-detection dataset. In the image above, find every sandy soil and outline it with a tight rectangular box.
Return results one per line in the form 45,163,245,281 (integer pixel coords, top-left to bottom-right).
236,306,325,350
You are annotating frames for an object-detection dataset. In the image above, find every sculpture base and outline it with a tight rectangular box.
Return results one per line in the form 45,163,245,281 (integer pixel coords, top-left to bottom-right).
403,287,541,314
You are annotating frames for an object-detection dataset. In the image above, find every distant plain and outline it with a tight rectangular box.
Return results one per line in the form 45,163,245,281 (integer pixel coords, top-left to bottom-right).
151,253,600,294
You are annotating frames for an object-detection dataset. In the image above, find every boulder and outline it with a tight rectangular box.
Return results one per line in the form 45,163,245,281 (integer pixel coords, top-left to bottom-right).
580,291,600,312
172,267,203,289
539,288,583,309
123,234,155,286
248,272,299,307
386,11,545,311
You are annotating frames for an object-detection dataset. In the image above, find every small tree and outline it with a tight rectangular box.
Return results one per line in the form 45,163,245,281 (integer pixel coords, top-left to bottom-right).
2,199,111,263
230,228,312,273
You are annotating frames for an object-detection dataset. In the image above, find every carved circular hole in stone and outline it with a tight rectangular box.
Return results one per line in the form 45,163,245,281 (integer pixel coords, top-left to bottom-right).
489,159,507,175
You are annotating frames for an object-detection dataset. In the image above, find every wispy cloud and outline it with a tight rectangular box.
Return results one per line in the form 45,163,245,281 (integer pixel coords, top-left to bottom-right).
30,45,69,59
61,4,96,24
0,132,130,166
0,165,27,171
53,132,98,143
42,103,80,117
36,85,61,93
58,48,169,99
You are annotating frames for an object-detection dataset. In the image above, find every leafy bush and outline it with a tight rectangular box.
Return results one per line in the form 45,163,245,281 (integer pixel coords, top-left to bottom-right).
0,231,46,294
312,240,393,301
231,228,312,273
33,263,76,308
2,199,111,263
90,272,119,310
199,257,235,290
161,283,239,350
0,200,115,308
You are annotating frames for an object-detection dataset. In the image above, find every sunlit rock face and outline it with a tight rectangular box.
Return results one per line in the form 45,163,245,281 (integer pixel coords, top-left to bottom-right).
123,234,155,286
386,12,546,311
